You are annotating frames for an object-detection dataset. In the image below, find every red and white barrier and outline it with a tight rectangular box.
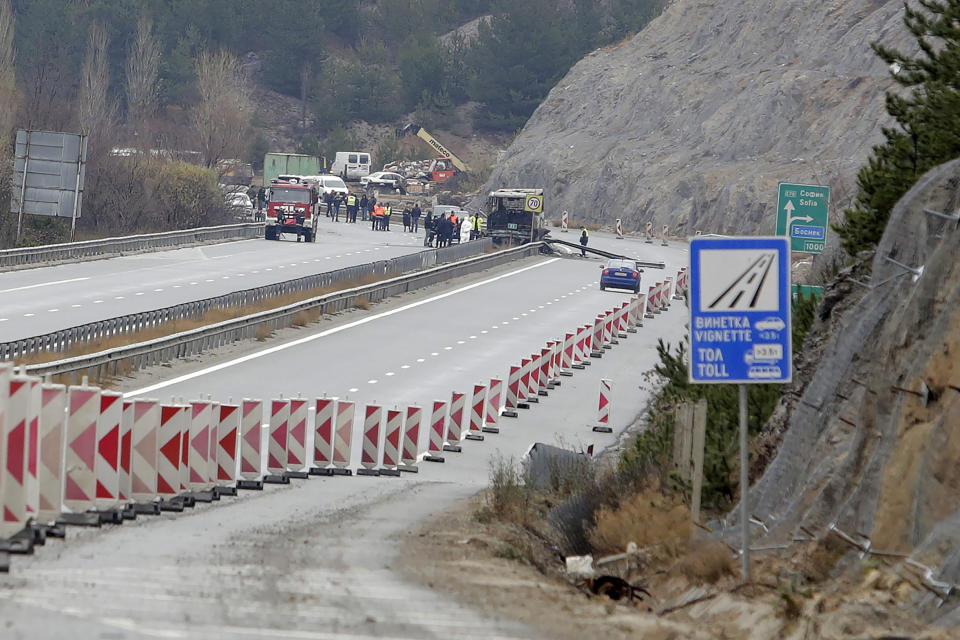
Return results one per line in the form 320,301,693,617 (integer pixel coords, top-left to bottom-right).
266,398,290,480
553,340,563,381
95,391,123,511
239,399,263,485
663,277,674,307
382,408,402,472
207,401,220,485
604,310,616,346
401,405,422,471
359,404,382,475
485,378,502,433
539,347,552,391
468,384,486,440
130,399,160,502
156,403,182,498
661,224,669,246
615,218,623,239
561,332,575,374
312,396,335,472
177,403,190,493
593,379,613,433
287,397,309,475
504,365,522,417
2,373,34,536
216,403,240,487
38,383,67,523
634,294,647,327
119,400,134,503
645,221,654,243
188,400,213,492
447,391,465,447
332,400,355,471
426,400,447,462
591,314,605,356
0,365,8,526
520,357,533,403
25,378,40,520
584,323,595,357
530,351,544,396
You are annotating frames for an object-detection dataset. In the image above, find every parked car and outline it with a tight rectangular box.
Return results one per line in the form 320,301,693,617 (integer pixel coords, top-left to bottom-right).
361,171,406,193
227,192,255,220
599,258,642,293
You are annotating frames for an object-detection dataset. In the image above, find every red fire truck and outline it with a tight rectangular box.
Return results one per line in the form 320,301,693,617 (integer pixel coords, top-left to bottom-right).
264,180,318,242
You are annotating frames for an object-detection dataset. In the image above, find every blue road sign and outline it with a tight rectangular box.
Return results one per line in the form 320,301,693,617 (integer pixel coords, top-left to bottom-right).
689,237,792,384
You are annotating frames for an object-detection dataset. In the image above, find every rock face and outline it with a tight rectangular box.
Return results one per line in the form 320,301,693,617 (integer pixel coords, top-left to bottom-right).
475,0,910,243
743,158,960,625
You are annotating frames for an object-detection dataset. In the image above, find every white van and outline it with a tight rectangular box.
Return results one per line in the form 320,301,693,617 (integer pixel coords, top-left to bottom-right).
331,152,371,181
303,175,349,196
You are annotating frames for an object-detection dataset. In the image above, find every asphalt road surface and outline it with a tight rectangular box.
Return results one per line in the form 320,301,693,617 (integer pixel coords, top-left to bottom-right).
0,232,688,639
0,220,425,342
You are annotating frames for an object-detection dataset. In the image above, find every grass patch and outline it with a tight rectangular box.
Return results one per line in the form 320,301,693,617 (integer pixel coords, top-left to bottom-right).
588,489,690,559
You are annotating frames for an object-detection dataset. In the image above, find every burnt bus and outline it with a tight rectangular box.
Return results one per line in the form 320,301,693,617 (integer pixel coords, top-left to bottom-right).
484,188,548,244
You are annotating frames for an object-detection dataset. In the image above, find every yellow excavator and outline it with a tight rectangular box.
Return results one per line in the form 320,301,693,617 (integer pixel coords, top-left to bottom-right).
395,124,469,182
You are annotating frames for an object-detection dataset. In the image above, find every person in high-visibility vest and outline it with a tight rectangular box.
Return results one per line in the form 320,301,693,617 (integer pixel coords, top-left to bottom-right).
579,227,589,257
383,204,392,231
372,204,384,231
346,194,357,223
471,214,482,240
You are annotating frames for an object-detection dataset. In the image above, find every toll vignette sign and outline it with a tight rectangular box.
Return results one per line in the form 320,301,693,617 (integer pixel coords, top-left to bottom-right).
688,236,792,384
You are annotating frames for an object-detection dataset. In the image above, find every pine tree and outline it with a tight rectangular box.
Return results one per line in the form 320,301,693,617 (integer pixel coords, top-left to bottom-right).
835,0,960,255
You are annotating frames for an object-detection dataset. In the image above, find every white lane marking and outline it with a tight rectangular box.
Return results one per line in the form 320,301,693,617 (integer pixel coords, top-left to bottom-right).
0,276,89,294
189,282,198,285
115,296,125,300
480,330,488,334
431,352,439,356
154,288,164,292
400,365,410,369
444,346,453,351
47,308,59,312
512,317,519,320
24,313,34,317
251,270,259,274
0,318,7,322
173,285,182,289
349,387,359,393
135,292,145,296
126,258,559,397
93,300,103,304
265,268,272,272
385,372,395,376
71,304,81,308
222,276,230,279
205,279,214,283
367,379,378,384
457,340,465,344
469,335,477,339
416,358,425,363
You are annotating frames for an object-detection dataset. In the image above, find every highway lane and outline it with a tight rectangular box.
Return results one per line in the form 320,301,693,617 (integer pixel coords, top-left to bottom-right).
0,246,690,638
0,220,425,342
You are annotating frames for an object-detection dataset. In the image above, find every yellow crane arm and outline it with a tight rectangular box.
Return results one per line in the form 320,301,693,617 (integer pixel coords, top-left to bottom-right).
414,128,469,173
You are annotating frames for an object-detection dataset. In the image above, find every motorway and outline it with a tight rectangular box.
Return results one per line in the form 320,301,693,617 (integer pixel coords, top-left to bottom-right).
0,220,425,342
0,231,688,639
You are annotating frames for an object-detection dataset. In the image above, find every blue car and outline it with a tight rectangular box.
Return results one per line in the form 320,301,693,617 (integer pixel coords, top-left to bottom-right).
600,258,642,293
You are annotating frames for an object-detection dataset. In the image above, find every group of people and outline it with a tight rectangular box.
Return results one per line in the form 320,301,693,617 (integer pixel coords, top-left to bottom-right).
324,192,370,223
424,211,459,247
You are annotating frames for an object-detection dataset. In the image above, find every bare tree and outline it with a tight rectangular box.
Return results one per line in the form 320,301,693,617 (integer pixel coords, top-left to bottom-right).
78,22,115,140
0,0,17,137
193,49,250,168
125,15,161,131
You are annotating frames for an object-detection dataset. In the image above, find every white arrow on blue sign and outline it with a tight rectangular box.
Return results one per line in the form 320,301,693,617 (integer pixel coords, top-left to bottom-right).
688,236,792,384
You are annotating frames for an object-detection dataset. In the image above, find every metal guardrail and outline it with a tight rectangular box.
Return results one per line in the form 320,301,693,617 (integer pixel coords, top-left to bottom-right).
23,241,543,381
2,238,495,362
0,223,266,271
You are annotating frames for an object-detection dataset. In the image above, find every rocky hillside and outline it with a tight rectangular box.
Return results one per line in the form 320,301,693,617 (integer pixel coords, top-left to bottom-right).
476,0,909,243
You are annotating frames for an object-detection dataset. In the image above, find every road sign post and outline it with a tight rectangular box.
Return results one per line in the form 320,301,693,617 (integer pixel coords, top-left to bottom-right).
688,236,792,582
776,183,829,254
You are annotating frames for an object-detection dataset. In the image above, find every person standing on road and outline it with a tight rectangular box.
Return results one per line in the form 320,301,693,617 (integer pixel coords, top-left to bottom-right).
411,202,421,233
579,226,589,257
333,193,342,221
359,194,369,222
471,213,482,240
346,193,357,223
402,206,411,232
383,203,392,231
324,191,334,219
372,204,383,231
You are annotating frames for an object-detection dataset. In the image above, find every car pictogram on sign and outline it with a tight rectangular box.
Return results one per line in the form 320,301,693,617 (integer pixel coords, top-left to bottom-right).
754,317,786,332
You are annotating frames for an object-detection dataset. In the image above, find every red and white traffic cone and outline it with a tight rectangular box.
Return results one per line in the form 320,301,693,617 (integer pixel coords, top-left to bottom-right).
331,400,355,476
264,398,290,484
155,403,185,511
310,396,335,476
646,286,657,319
381,408,403,476
573,326,587,369
400,405,422,473
592,379,613,433
38,382,67,525
540,347,553,392
591,315,605,357
466,384,486,441
129,399,161,511
531,351,546,397
615,303,629,338
286,397,309,479
237,399,264,490
603,310,617,347
636,293,648,326
625,298,639,333
445,391,465,453
503,365,523,417
662,277,674,308
358,404,382,476
425,400,447,463
583,323,595,363
214,402,240,496
187,400,215,500
95,391,124,521
553,340,564,383
484,378,502,434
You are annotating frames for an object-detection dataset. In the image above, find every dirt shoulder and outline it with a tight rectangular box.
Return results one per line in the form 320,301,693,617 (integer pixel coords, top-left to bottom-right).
396,491,953,640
